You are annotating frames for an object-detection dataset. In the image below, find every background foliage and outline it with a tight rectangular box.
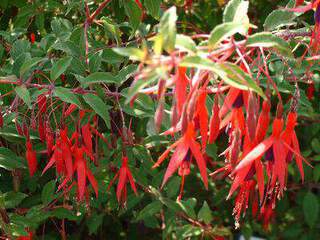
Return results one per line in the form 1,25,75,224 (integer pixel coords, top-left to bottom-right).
0,0,319,239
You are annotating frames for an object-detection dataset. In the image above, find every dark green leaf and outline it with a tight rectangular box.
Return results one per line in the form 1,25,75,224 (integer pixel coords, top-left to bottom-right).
50,56,73,81
303,192,319,228
83,93,111,128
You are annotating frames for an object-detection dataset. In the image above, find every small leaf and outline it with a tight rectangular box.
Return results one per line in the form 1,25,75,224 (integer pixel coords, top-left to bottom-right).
175,34,197,53
144,0,161,19
113,47,145,61
124,0,142,31
15,85,32,109
41,180,56,204
246,32,293,58
208,22,250,48
136,201,162,221
3,192,27,209
54,87,82,108
223,0,249,23
83,93,111,128
20,57,44,77
0,147,26,170
81,72,119,86
51,208,79,221
303,192,319,228
180,56,266,98
313,164,320,182
198,201,213,224
158,6,177,53
264,10,297,31
50,56,73,81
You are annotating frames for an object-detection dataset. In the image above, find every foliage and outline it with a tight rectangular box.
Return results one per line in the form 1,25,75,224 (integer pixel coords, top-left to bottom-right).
0,0,319,239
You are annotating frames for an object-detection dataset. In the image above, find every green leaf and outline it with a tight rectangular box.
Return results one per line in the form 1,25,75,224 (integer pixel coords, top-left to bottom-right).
0,147,26,170
180,56,266,98
81,72,119,86
313,164,320,182
246,32,293,58
264,10,297,31
41,180,56,204
311,138,320,154
51,208,80,221
175,34,197,53
208,22,249,48
50,56,73,81
83,93,110,128
223,0,249,24
124,0,142,32
54,87,82,108
124,71,158,104
15,85,32,109
198,201,213,224
20,57,44,77
144,0,161,19
87,213,104,235
303,192,319,228
3,192,27,208
158,6,177,53
117,64,138,85
136,201,162,221
113,47,145,61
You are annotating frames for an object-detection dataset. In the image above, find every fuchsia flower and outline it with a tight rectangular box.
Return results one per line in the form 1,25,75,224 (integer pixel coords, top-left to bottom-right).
107,156,137,205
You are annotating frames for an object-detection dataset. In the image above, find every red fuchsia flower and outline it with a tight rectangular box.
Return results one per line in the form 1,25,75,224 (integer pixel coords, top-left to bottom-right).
30,33,35,44
153,121,208,189
194,90,209,149
232,105,307,199
209,95,221,143
42,128,73,179
307,82,315,100
219,87,249,137
73,146,98,201
37,94,47,114
26,139,37,177
107,156,137,205
17,229,33,240
232,180,256,228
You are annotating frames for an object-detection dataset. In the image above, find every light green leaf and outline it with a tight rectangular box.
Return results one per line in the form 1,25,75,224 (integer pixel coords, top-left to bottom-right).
180,56,266,98
264,10,297,31
113,47,145,61
54,87,82,108
208,22,249,48
246,32,293,58
158,6,177,53
83,93,110,128
176,34,197,53
15,85,32,109
223,0,249,24
50,56,73,81
303,192,319,228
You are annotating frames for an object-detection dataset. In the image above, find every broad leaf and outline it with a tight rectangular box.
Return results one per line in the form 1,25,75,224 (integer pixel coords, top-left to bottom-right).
50,56,73,81
246,32,293,57
208,22,249,48
54,87,82,108
15,85,32,109
83,93,111,128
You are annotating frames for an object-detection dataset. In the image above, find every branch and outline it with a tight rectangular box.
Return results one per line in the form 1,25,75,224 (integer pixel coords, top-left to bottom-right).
88,0,112,23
